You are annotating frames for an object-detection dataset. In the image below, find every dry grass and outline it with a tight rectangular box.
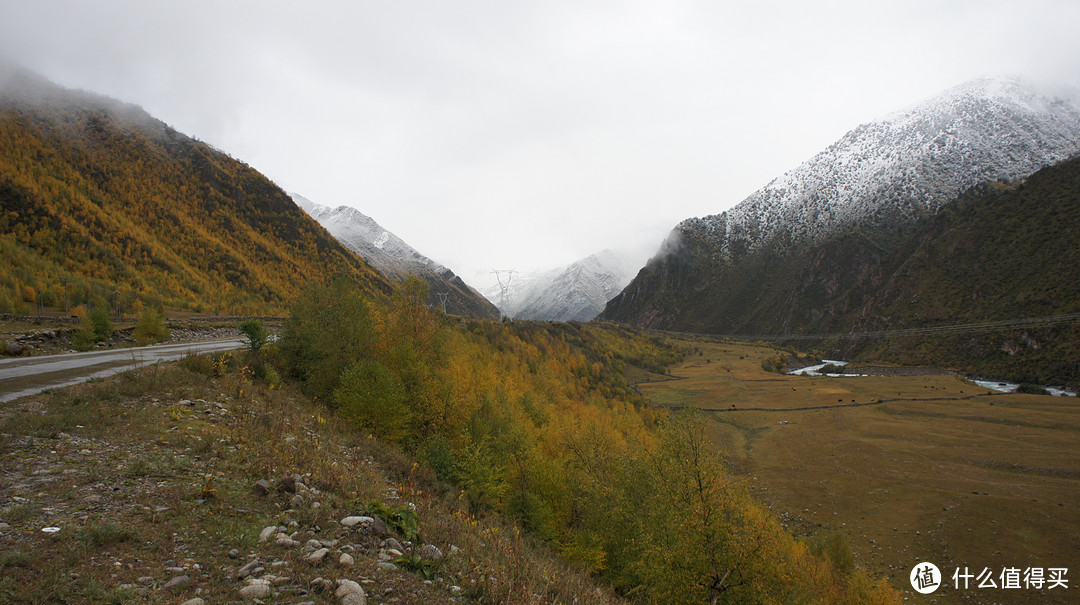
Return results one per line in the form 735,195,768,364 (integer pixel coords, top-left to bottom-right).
0,358,624,605
639,339,1080,605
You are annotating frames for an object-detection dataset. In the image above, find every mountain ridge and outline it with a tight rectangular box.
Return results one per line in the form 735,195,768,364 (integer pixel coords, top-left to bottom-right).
291,194,498,319
602,77,1080,334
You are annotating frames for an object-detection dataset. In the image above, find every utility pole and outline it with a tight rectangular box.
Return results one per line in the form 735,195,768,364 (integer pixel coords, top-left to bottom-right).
490,269,517,318
435,292,449,314
63,278,69,317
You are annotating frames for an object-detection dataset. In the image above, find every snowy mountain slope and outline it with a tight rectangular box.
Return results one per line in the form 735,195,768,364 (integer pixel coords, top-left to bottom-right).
292,194,498,319
488,250,638,322
602,78,1080,332
682,78,1080,261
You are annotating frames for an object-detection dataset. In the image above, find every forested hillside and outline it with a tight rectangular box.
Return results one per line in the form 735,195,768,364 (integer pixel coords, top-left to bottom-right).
0,69,389,316
272,277,899,603
841,156,1080,386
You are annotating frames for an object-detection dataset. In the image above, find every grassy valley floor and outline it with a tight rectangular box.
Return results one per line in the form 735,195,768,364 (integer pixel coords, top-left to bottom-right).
637,339,1080,605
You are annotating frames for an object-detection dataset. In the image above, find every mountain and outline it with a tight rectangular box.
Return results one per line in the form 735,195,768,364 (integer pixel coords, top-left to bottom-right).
488,250,638,322
840,156,1080,387
291,194,498,319
0,67,390,315
602,78,1080,334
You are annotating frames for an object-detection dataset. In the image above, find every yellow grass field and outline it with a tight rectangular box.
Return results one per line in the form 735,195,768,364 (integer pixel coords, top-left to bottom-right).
638,339,1080,604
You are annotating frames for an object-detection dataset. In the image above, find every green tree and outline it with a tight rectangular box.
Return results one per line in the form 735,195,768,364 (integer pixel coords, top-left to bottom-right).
73,305,113,351
134,307,169,345
238,318,268,352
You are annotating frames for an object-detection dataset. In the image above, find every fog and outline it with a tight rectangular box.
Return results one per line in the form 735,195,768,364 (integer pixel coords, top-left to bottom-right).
3,0,1079,289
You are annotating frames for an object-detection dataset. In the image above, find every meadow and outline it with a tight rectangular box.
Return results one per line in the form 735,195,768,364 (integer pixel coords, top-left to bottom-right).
637,339,1080,604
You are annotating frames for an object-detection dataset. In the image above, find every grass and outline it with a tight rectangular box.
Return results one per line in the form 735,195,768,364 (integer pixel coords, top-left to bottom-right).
637,339,1080,605
0,355,626,605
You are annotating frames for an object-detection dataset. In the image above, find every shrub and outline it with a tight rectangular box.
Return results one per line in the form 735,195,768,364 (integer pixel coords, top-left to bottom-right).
73,305,113,351
239,319,268,352
134,307,169,345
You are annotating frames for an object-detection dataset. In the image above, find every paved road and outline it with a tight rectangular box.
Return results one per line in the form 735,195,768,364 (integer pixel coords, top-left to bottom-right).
0,339,244,403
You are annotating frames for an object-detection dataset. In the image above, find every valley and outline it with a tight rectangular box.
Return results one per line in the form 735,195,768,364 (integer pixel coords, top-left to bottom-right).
637,339,1080,604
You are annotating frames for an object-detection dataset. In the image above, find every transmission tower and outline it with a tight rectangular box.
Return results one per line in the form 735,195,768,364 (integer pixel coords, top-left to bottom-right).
490,269,518,317
435,292,449,314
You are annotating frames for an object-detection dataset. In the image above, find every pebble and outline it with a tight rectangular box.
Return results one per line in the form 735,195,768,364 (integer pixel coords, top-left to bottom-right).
252,479,271,496
419,544,443,561
237,559,261,579
180,599,206,605
305,548,329,564
228,548,240,558
339,553,355,566
341,515,372,527
238,583,272,599
258,526,277,542
336,579,367,605
161,575,189,590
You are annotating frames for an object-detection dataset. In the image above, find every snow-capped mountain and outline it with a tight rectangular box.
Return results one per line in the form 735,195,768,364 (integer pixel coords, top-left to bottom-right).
488,250,638,322
292,194,499,319
603,77,1080,332
680,78,1080,261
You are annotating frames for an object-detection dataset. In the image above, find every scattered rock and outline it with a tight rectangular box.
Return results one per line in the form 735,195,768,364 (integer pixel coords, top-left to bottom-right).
419,544,443,561
238,583,272,599
366,517,390,537
252,479,271,496
161,575,189,590
336,579,367,605
237,559,261,579
385,538,404,552
228,548,241,559
180,599,206,605
339,553,354,566
377,562,397,571
305,548,329,565
340,515,372,527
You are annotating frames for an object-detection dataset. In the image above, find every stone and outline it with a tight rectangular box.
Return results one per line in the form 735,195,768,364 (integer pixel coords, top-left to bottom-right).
336,579,366,605
377,561,397,571
258,526,277,543
385,538,404,552
305,539,323,550
180,599,206,605
290,494,305,507
237,559,261,579
339,553,354,566
366,517,390,537
228,548,241,558
277,536,301,548
161,575,189,590
252,479,271,496
305,548,329,564
238,583,272,599
419,544,443,561
340,515,371,527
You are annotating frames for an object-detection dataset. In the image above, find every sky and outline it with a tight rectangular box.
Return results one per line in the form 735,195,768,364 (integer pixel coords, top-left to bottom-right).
2,0,1079,289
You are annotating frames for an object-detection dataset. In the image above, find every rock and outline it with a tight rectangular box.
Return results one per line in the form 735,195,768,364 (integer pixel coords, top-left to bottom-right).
419,544,443,561
252,479,271,496
238,583,272,599
385,538,404,552
366,517,390,537
336,579,366,605
228,548,241,558
276,536,301,548
161,575,189,590
237,559,261,579
305,548,329,564
339,553,354,566
305,539,323,550
377,562,398,571
341,515,372,527
180,599,206,605
289,494,305,507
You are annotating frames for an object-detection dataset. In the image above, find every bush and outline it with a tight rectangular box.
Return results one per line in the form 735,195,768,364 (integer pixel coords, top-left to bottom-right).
239,319,268,352
134,307,169,345
73,305,113,351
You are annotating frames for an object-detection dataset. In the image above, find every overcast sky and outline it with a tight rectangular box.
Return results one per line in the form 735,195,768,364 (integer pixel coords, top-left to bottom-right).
2,1,1079,289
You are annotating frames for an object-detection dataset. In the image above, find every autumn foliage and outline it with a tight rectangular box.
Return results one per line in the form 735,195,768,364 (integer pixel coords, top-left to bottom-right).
276,278,900,604
0,80,389,316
